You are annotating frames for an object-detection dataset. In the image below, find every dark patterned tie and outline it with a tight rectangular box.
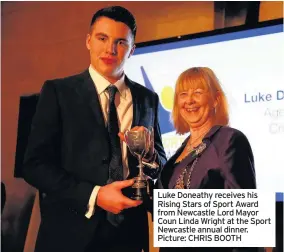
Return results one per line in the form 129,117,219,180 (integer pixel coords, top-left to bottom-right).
107,85,123,183
106,85,124,226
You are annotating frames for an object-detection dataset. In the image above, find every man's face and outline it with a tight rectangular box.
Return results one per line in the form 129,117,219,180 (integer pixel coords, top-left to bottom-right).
86,17,135,83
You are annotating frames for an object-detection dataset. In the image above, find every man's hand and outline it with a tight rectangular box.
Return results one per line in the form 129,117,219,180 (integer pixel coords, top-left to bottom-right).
96,179,142,214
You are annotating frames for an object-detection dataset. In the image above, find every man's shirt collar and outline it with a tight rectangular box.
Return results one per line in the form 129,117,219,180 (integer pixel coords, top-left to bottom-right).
88,65,127,99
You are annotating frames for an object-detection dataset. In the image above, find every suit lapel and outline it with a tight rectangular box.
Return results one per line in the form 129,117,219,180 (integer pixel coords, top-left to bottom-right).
125,76,140,127
75,70,108,138
124,76,140,178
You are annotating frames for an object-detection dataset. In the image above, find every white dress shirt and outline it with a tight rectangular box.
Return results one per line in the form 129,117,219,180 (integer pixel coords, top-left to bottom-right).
85,65,133,218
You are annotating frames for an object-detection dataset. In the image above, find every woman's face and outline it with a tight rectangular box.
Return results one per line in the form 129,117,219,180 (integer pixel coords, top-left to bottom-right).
177,87,216,129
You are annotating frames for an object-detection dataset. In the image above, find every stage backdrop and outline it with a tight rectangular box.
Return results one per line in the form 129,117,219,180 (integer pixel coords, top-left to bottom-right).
125,21,284,193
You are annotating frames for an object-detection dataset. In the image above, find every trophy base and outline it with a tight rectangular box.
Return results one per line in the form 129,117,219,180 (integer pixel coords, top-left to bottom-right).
131,177,148,201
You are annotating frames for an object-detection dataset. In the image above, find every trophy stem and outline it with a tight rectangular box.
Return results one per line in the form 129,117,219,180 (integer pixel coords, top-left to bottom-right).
138,155,144,177
131,155,147,200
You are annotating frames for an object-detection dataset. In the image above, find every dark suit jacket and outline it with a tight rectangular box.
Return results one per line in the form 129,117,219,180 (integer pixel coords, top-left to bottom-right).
23,70,167,252
161,125,256,190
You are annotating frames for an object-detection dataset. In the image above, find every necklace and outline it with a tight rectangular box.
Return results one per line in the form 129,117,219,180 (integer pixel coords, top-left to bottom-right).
174,158,199,189
175,128,211,164
185,130,208,153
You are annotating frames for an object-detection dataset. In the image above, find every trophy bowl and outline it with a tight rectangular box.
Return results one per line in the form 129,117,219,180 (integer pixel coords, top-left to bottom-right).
125,130,149,157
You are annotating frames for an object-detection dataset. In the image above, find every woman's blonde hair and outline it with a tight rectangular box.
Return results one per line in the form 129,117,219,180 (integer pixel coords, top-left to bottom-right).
172,67,229,134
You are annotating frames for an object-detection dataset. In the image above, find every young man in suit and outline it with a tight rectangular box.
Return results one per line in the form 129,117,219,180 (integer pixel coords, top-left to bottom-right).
23,6,166,252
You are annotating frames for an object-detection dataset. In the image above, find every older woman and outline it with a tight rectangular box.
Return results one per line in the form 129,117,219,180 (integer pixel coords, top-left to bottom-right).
159,67,257,252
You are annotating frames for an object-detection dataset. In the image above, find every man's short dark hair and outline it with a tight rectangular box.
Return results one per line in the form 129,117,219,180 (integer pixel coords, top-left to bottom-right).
90,6,137,39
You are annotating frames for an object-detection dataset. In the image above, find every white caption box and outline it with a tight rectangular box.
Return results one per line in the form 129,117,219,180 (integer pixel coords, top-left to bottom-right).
154,189,275,247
